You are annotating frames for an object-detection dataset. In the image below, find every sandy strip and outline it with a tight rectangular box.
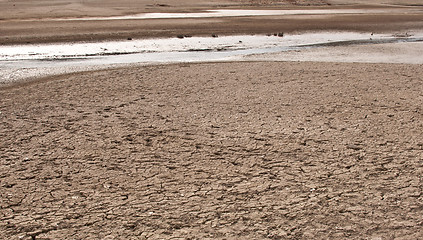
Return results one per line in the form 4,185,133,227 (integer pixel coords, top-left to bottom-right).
1,61,422,239
244,41,423,64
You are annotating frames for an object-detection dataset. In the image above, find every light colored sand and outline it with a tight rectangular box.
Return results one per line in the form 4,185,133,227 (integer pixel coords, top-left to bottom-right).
244,41,423,64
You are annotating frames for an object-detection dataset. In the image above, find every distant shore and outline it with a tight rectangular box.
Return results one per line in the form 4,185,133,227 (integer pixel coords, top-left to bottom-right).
1,0,423,45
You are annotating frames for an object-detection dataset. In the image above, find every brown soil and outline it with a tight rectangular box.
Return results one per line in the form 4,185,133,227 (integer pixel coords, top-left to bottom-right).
1,62,422,239
1,0,423,239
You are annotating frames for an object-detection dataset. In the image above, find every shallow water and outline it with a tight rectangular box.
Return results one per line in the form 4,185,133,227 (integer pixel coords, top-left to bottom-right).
1,31,422,84
49,9,417,21
0,32,394,61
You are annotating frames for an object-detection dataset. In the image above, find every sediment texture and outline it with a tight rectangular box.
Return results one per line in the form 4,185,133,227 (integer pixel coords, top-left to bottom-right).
1,62,422,239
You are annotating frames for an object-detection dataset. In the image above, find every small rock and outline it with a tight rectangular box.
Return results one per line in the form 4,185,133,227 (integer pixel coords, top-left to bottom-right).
184,34,192,38
278,32,284,37
176,34,184,39
127,37,132,40
347,144,362,150
212,34,218,38
4,183,15,188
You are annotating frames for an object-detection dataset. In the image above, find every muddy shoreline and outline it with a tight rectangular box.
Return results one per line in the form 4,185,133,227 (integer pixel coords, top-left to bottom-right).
1,1,423,45
3,14,423,45
2,31,423,86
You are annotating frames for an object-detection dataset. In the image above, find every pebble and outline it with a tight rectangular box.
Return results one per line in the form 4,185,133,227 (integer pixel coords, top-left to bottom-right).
347,144,362,150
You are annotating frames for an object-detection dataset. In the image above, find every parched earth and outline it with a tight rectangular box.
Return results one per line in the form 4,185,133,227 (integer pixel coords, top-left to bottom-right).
0,62,422,239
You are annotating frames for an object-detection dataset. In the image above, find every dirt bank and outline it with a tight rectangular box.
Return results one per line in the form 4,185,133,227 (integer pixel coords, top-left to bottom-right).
1,0,423,45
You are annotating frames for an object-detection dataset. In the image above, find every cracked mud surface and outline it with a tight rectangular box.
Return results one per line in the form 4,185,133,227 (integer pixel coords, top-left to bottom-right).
0,62,422,239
